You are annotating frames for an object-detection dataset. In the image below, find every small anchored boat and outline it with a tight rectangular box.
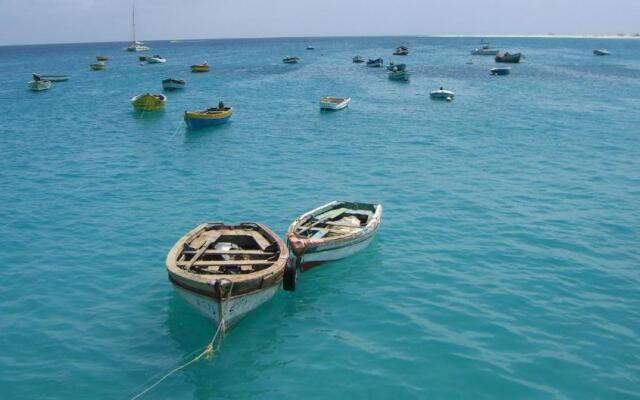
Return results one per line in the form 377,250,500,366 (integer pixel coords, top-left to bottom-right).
96,55,109,61
593,49,610,56
166,222,288,327
283,201,383,290
34,73,69,82
306,45,315,50
366,58,384,67
283,56,300,64
430,87,455,101
471,40,500,55
352,55,364,63
147,55,166,63
386,62,407,71
495,52,522,63
28,76,52,91
393,45,409,56
138,56,147,62
131,93,166,111
190,62,209,72
162,78,186,91
90,61,106,71
184,102,233,128
490,67,511,76
319,96,351,111
388,69,410,81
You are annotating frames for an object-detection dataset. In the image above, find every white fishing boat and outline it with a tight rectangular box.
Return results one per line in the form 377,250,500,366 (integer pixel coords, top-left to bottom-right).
27,77,51,91
284,201,383,290
430,87,455,101
123,7,150,52
319,96,351,111
471,40,500,55
147,55,166,63
166,223,288,327
35,74,70,82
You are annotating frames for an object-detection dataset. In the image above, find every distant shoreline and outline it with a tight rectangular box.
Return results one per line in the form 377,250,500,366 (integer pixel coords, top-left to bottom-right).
2,33,639,47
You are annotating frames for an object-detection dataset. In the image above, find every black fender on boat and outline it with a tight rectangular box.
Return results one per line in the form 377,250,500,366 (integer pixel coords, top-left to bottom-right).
283,257,299,292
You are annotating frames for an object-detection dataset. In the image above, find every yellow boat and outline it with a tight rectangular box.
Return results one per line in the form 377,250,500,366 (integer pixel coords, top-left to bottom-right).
131,93,167,111
190,62,210,73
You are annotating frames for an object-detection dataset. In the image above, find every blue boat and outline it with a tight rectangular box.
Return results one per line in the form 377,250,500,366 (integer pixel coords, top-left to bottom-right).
366,58,383,67
184,103,233,129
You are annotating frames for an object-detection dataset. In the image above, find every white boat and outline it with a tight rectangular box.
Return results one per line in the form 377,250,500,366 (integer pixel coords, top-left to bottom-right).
471,40,500,55
27,78,51,91
319,96,351,111
307,45,315,50
490,67,511,76
593,49,610,56
284,201,383,290
430,88,455,101
35,74,70,82
123,7,150,52
147,55,166,63
166,223,288,327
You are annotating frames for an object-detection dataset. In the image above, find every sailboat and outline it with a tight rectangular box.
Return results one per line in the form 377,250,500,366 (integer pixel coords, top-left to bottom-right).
123,6,149,52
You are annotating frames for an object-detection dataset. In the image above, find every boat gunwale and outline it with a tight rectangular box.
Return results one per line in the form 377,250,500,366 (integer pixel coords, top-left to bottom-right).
286,201,383,254
166,222,288,294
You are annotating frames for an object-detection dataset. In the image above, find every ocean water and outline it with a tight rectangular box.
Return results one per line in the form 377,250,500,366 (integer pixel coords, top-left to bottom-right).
0,36,639,399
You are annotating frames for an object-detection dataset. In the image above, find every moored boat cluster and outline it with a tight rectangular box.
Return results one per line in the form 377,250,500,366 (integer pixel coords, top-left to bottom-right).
166,201,383,326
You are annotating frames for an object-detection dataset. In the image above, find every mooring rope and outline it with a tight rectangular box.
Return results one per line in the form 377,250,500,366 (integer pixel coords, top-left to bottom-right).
128,280,234,400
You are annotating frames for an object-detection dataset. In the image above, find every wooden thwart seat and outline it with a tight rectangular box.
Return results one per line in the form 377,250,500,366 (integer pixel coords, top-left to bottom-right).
178,259,274,267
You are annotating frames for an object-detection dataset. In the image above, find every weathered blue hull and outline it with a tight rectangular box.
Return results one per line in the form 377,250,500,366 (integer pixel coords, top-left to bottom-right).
185,115,231,129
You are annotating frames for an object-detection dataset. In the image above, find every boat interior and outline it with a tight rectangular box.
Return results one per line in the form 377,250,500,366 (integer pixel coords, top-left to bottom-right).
294,202,377,240
200,106,231,114
176,224,281,275
321,97,347,103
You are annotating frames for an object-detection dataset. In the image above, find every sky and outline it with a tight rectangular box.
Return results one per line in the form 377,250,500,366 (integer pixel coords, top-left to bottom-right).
1,0,639,45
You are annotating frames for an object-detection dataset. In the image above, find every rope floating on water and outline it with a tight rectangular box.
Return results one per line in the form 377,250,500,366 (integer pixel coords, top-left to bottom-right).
129,280,234,400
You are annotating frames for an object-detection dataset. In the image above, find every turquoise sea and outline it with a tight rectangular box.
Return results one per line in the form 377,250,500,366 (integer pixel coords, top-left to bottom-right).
0,36,639,399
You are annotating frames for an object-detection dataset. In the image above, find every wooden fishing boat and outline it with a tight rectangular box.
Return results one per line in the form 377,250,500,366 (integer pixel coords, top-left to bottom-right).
96,55,109,61
184,104,233,128
319,96,351,111
495,52,522,63
283,56,300,64
490,67,511,76
388,69,410,81
366,58,384,67
27,78,51,91
284,201,383,290
131,93,166,111
393,45,409,56
166,222,288,326
593,49,610,56
430,88,455,101
352,55,364,63
147,55,166,63
162,78,186,91
190,62,209,72
90,61,106,71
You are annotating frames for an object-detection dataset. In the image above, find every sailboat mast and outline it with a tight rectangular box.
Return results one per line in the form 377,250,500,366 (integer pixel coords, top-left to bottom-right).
132,6,136,44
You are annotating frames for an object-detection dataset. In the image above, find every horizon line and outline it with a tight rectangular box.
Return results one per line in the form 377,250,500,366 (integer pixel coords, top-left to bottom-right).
2,33,639,48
